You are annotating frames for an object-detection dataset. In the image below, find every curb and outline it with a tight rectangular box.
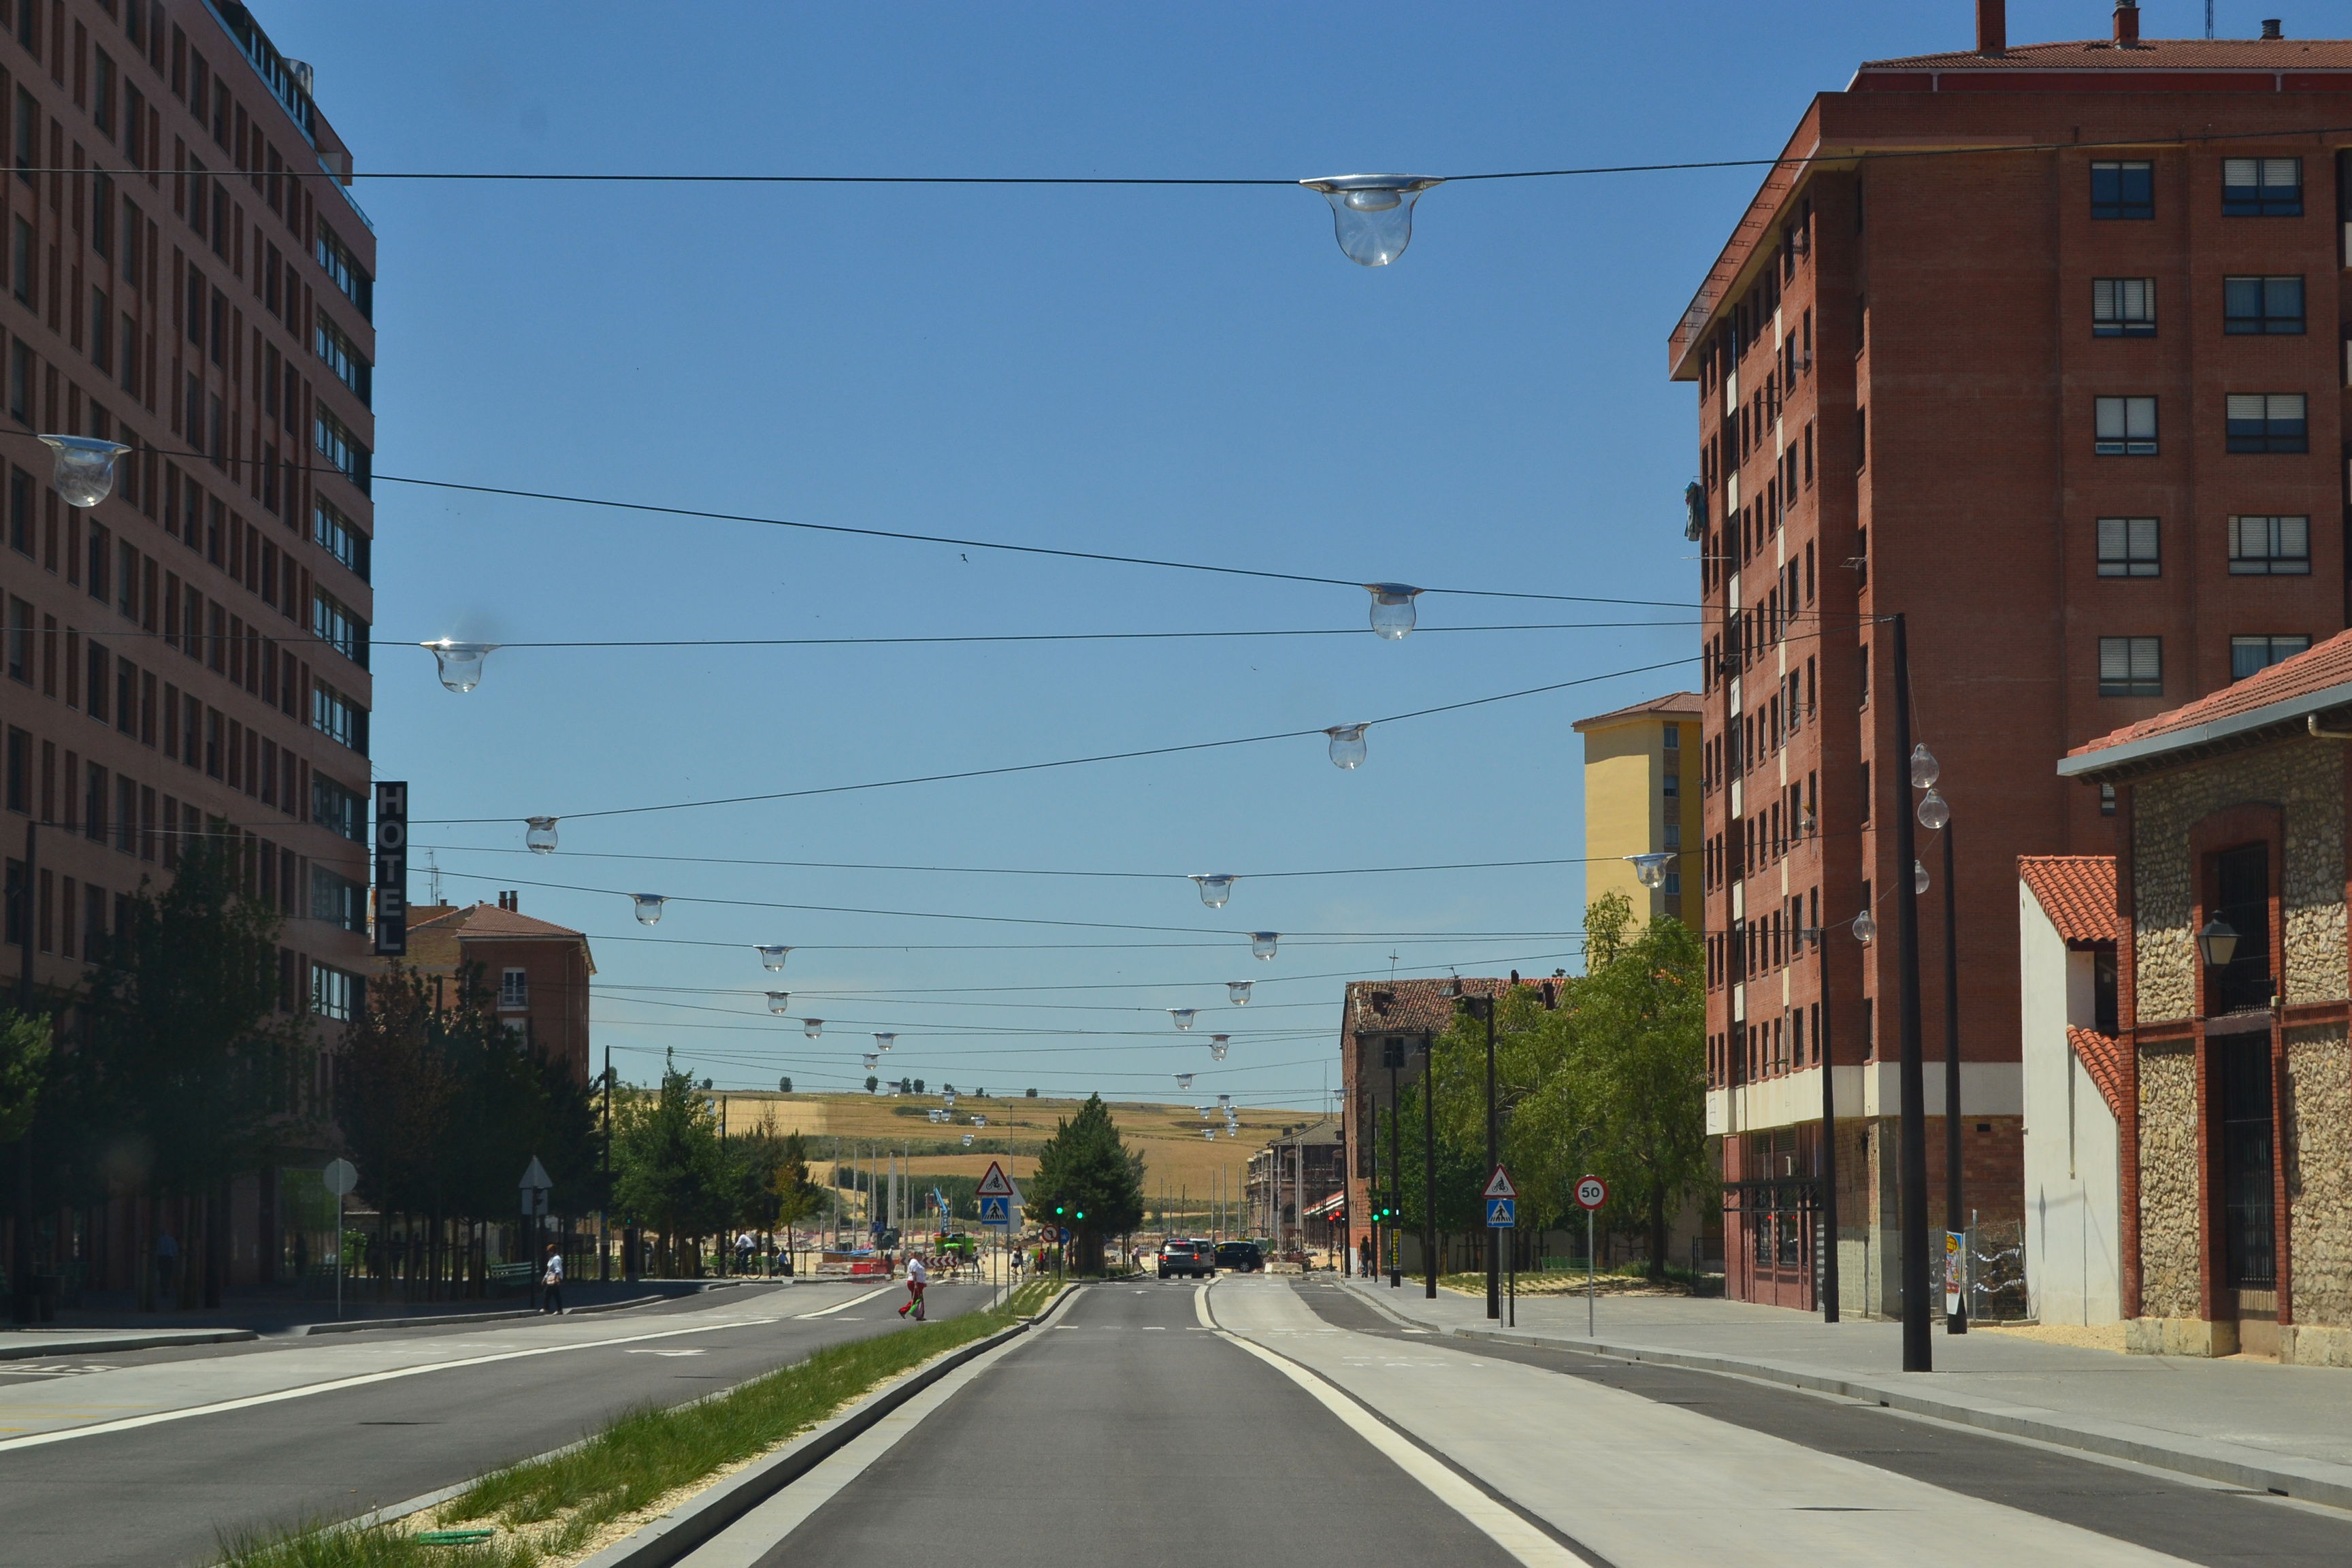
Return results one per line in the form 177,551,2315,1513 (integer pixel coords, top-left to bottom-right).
578,1282,1081,1568
0,1328,258,1360
1331,1282,2352,1514
298,1292,675,1336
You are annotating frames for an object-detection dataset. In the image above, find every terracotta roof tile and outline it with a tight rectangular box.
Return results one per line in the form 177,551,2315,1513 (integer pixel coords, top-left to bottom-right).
1863,38,2352,70
1342,977,1550,1036
2019,856,2118,945
411,902,589,941
2068,1026,2129,1123
1572,691,1702,732
2070,628,2352,760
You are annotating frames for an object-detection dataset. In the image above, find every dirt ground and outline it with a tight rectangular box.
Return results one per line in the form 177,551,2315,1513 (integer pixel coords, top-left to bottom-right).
709,1090,1315,1205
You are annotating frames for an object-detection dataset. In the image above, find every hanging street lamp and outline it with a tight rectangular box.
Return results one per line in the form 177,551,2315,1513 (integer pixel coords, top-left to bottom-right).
1298,174,1445,266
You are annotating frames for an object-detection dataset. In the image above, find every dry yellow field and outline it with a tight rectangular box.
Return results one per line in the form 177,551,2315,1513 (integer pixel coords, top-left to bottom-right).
708,1090,1319,1203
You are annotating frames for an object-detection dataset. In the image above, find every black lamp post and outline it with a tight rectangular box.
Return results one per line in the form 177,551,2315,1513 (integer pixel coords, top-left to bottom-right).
8,817,37,1324
1383,1037,1403,1288
1803,922,1840,1325
1889,613,1932,1373
1450,979,1501,1320
1421,1036,1437,1298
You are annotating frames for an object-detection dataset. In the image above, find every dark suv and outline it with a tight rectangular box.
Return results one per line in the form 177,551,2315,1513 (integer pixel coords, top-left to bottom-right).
1158,1239,1215,1279
1214,1241,1264,1273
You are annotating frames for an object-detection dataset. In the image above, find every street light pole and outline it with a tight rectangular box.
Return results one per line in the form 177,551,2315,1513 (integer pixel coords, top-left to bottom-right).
10,817,38,1324
1421,1036,1437,1298
1811,927,1840,1325
1942,817,1966,1335
1891,613,1933,1372
1385,1039,1402,1288
1482,996,1499,1320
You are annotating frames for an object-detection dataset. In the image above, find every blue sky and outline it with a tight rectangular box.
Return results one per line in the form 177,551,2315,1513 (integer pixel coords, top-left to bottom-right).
260,1,2253,1110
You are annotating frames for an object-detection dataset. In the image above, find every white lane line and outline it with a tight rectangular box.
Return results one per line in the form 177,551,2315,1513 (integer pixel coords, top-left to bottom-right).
1198,1279,1581,1568
0,1316,781,1452
793,1286,894,1320
685,1332,1033,1567
1193,1281,1216,1328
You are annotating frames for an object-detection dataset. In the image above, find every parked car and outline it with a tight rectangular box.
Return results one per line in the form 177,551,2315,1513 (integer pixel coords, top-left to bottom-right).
1158,1239,1215,1279
1214,1241,1264,1273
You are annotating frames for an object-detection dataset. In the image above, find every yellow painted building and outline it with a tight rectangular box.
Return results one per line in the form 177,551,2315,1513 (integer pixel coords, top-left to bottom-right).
1573,693,1703,926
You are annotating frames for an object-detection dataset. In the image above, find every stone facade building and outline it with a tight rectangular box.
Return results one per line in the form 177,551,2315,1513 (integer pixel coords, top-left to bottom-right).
2061,631,2352,1361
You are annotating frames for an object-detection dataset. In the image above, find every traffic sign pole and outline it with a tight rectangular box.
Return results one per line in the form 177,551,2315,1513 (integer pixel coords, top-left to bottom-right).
1573,1175,1608,1339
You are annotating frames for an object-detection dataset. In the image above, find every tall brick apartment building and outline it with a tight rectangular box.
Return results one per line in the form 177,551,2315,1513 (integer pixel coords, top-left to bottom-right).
1677,3,2351,1313
2,1,375,1292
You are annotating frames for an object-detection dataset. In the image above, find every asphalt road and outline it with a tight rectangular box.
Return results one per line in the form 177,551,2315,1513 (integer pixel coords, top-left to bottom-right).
728,1276,1522,1568
0,1278,994,1567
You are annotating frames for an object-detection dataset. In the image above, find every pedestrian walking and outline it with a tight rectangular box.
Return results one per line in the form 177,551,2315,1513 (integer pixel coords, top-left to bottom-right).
898,1252,929,1320
1358,1234,1373,1280
541,1243,566,1314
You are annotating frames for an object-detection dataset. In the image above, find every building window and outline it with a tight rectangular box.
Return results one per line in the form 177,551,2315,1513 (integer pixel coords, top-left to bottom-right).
2092,278,2156,336
314,309,372,404
2228,514,2309,575
2095,517,2159,577
2230,635,2310,681
313,498,370,581
2222,157,2301,217
500,967,529,1009
315,225,374,320
2091,160,2154,220
312,773,365,842
2100,782,2117,817
310,866,367,933
311,679,367,753
2225,393,2306,454
310,590,369,668
311,962,361,1022
313,408,371,493
2224,276,2304,335
2093,396,2157,455
2098,636,2163,697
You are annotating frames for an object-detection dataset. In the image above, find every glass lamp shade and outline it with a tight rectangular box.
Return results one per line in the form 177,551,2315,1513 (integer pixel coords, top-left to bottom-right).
1916,789,1950,831
863,1054,880,1071
1205,1129,1218,1140
757,944,791,971
1175,1073,1194,1090
766,992,790,1015
1324,724,1369,770
2196,917,2240,969
1914,860,1930,895
38,435,131,508
928,1109,943,1123
1298,174,1444,266
631,894,666,926
1627,851,1674,889
1169,1009,1198,1031
1852,909,1878,946
1227,981,1252,1005
962,1134,975,1147
1210,1042,1230,1060
873,1032,896,1052
1200,1106,1214,1120
1190,874,1236,909
525,817,559,854
803,1018,823,1039
944,1092,956,1108
973,1115,986,1128
1250,932,1279,960
423,640,497,694
1910,742,1941,789
1365,583,1422,640
1218,1094,1232,1109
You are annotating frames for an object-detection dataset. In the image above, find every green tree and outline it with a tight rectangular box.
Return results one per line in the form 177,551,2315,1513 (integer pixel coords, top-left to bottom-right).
1025,1094,1143,1273
1573,909,1707,1277
0,1009,51,1145
610,1058,729,1275
771,1131,823,1235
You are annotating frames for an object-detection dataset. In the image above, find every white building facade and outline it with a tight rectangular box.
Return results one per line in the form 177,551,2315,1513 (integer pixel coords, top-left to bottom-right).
2018,857,2125,1325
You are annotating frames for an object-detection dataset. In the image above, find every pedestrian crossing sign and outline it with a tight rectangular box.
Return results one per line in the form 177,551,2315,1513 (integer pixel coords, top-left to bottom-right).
1487,1197,1516,1228
979,1194,1011,1226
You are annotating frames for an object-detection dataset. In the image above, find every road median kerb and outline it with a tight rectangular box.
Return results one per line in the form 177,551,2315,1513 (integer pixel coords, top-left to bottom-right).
0,1328,258,1360
298,1292,683,1336
574,1283,1083,1568
1340,1284,2352,1514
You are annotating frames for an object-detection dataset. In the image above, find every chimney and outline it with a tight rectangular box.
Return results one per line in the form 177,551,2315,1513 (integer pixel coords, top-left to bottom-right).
2114,1,2140,46
2261,18,2283,38
1976,0,2006,54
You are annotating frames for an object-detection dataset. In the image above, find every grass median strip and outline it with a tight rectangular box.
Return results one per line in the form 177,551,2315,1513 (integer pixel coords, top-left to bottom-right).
214,1280,1063,1568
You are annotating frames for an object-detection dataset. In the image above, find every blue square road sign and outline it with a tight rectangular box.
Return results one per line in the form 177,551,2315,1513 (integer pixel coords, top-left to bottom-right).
1487,1197,1516,1228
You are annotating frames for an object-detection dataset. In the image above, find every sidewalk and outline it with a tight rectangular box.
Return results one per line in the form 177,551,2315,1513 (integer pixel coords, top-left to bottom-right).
1343,1275,2352,1512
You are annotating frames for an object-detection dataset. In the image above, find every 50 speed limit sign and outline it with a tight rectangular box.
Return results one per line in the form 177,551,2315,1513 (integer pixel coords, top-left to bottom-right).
1574,1175,1608,1211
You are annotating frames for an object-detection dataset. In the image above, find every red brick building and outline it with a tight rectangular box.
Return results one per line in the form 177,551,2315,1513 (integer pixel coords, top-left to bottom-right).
1678,3,2352,1313
406,897,598,1086
2,1,376,1297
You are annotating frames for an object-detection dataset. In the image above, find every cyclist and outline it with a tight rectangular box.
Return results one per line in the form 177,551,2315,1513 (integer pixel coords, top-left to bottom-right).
898,1252,930,1320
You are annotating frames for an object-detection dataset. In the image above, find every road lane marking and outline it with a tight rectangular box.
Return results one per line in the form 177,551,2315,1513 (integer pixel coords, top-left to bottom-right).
794,1286,894,1319
1200,1280,1593,1567
0,1316,783,1452
1192,1282,1216,1328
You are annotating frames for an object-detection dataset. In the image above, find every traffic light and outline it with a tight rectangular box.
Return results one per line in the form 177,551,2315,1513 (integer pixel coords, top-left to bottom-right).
1054,1205,1065,1216
1075,1211,1085,1221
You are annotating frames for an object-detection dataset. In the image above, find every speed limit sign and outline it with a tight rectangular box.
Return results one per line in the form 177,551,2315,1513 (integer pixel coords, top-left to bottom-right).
1575,1175,1608,1211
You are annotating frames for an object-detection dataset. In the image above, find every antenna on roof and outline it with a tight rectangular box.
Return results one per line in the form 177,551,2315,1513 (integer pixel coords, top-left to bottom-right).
427,850,443,904
2205,0,2214,39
